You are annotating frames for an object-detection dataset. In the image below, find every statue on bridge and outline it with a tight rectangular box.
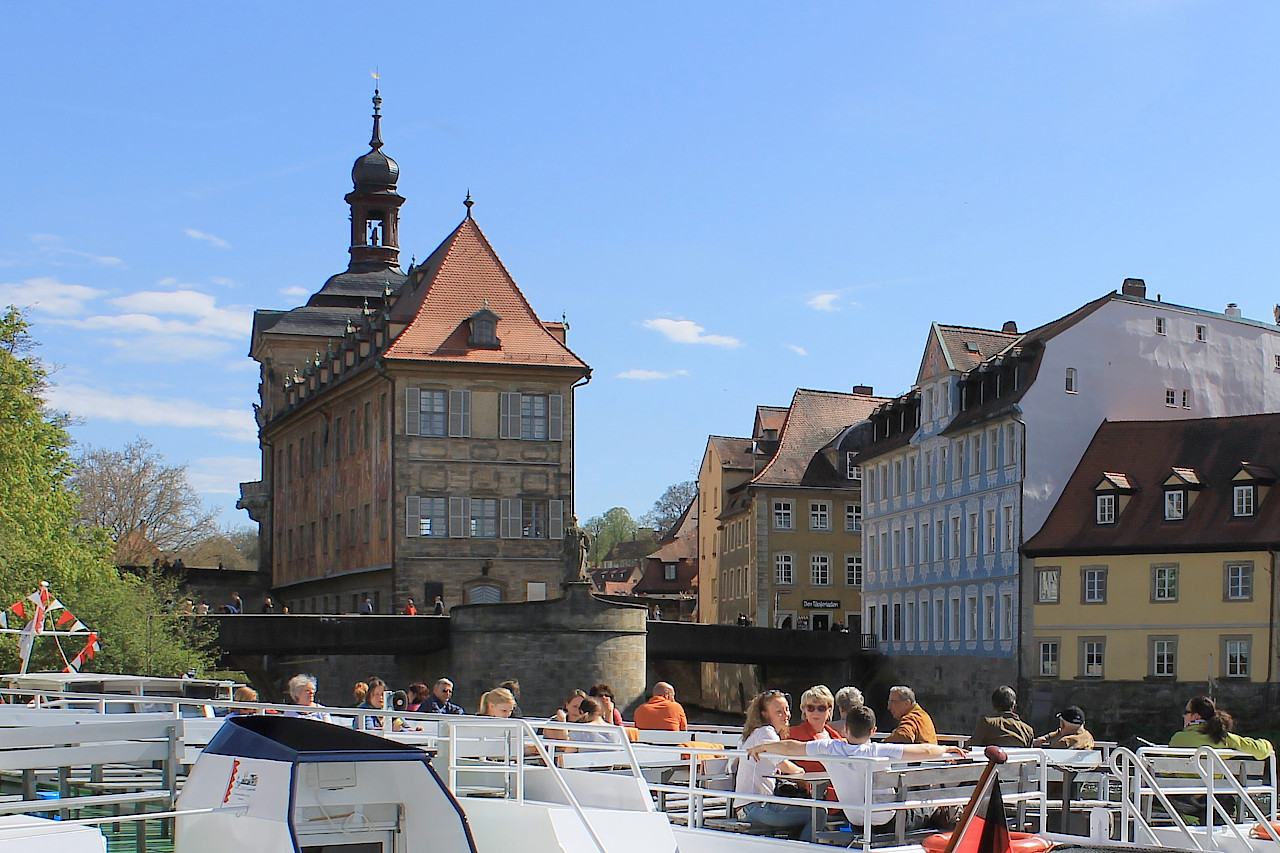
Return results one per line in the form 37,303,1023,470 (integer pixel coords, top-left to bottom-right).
563,516,591,586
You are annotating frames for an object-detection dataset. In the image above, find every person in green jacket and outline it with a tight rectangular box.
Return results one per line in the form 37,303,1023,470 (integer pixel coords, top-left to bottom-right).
1170,695,1273,760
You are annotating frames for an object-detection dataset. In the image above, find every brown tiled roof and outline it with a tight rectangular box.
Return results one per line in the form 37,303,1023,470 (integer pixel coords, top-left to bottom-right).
935,324,1020,372
1024,413,1280,556
939,293,1114,437
383,217,589,370
752,389,887,487
755,406,789,437
708,435,755,471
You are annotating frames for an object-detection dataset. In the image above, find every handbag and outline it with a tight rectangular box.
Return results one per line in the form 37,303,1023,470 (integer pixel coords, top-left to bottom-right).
773,778,810,799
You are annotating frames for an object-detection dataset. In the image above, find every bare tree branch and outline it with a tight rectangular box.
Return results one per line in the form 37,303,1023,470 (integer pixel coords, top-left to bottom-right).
71,439,220,564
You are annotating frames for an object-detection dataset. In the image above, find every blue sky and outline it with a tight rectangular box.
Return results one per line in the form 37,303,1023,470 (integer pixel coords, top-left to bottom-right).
3,2,1279,528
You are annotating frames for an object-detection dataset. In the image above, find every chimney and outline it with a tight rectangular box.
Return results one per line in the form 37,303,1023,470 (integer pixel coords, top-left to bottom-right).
852,385,874,396
1002,320,1018,334
1225,303,1242,318
1121,278,1147,298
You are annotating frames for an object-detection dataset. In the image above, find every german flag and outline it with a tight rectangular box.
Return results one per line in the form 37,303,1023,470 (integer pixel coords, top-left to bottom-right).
944,762,1012,853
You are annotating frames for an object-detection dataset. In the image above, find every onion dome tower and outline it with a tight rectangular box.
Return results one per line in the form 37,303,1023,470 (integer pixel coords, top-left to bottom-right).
307,88,407,308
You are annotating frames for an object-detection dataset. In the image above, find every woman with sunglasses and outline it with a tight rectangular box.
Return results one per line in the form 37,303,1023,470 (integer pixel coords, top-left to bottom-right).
789,686,846,807
735,690,814,841
1171,695,1272,759
589,683,625,726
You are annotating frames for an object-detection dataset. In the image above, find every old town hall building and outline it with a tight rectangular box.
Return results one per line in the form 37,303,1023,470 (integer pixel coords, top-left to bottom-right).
238,93,591,614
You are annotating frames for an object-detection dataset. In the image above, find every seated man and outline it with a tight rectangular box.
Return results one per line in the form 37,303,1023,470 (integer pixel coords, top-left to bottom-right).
421,677,465,714
883,685,937,744
749,705,965,833
970,685,1033,748
633,681,687,730
1032,705,1095,749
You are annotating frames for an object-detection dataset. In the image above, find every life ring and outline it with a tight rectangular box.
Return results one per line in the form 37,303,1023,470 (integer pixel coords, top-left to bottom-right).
1251,822,1280,840
923,831,1053,853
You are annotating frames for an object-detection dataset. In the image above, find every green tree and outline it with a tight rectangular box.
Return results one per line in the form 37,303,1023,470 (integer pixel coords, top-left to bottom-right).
583,506,653,565
0,307,214,675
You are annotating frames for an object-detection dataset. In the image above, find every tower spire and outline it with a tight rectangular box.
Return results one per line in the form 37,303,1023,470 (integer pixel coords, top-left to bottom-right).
370,86,384,151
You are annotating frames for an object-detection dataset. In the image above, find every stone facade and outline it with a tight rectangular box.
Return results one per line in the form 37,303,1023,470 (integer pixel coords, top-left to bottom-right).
241,96,589,616
448,584,646,718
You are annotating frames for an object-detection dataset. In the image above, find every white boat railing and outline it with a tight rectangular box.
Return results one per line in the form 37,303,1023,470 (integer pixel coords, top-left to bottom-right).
1112,745,1278,850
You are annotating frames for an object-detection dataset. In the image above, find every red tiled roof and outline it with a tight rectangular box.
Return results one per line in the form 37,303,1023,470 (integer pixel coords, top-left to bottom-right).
752,389,887,487
1024,413,1280,556
384,217,589,370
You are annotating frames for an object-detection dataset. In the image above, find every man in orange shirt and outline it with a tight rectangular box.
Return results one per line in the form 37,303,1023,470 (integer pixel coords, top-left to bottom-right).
632,682,688,730
883,685,937,744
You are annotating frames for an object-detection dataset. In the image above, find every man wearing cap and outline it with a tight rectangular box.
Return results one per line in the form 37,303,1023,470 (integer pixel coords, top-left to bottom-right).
1032,705,1095,749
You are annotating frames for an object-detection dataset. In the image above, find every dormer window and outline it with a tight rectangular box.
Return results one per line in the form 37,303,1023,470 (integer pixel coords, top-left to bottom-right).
1096,494,1116,524
1231,463,1274,519
1093,472,1133,524
466,306,501,350
1162,467,1201,521
1234,485,1255,517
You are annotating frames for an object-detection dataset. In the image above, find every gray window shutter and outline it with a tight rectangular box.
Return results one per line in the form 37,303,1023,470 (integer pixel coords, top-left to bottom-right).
500,392,522,439
406,495,420,538
549,500,565,540
449,389,471,437
501,499,520,539
449,497,470,538
548,394,563,441
406,388,420,436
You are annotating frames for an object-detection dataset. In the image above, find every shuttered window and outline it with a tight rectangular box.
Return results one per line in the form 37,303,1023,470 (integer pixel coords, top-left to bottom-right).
499,392,563,441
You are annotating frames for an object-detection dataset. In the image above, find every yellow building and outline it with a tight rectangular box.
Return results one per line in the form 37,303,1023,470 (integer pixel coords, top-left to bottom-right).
1024,414,1280,686
697,389,883,629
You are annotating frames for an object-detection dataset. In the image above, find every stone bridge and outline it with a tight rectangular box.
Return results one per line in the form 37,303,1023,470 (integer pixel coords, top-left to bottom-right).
207,614,872,664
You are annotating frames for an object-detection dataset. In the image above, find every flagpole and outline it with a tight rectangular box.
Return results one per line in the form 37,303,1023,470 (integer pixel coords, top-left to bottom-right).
941,745,1008,853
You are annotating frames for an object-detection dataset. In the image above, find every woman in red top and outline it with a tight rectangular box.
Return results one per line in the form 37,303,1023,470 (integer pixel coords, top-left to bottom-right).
788,685,846,805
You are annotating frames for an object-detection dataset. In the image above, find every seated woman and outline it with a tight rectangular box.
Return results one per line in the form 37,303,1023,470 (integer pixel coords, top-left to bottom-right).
734,690,814,842
356,677,403,731
544,689,586,742
789,685,845,809
569,697,624,744
1172,695,1273,759
589,683,626,726
285,674,333,723
227,686,260,717
479,687,517,718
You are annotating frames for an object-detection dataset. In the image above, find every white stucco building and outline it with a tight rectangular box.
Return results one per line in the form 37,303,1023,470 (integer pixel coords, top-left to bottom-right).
853,278,1280,721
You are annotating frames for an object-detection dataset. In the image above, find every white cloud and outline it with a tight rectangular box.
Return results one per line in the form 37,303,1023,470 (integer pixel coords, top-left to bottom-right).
105,289,252,338
45,382,258,442
280,286,310,298
209,276,235,288
807,293,841,312
616,368,690,380
786,345,808,356
0,276,104,316
184,228,230,249
187,456,262,495
28,234,121,266
642,318,742,348
156,277,179,287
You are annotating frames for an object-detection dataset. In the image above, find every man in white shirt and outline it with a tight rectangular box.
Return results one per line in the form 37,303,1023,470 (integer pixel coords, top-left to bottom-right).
749,705,965,831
